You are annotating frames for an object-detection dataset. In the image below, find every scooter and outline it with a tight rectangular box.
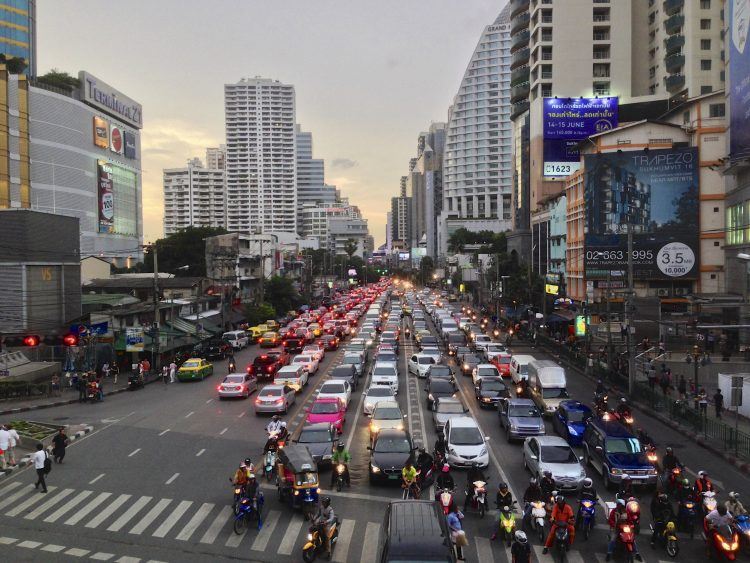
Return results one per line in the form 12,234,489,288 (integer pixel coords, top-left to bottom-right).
705,524,740,561
734,514,750,549
233,492,264,534
594,393,609,417
231,484,244,514
576,498,597,540
263,449,276,482
436,487,456,515
334,463,349,492
228,359,236,373
678,497,698,539
302,518,340,562
552,520,571,562
473,480,488,518
612,520,638,563
496,501,517,547
625,497,641,535
526,500,547,543
644,445,659,471
650,520,679,558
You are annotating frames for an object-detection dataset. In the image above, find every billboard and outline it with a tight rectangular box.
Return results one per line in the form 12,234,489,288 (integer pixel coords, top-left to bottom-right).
80,71,143,129
97,160,115,233
110,125,124,154
584,147,699,280
125,327,144,352
93,116,108,148
124,131,136,159
730,0,750,160
543,97,618,177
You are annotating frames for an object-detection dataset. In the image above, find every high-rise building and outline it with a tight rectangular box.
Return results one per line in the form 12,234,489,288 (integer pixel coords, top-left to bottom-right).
390,177,412,250
438,5,513,255
163,157,226,236
0,0,35,76
295,124,336,234
205,145,226,171
407,123,445,257
224,77,297,234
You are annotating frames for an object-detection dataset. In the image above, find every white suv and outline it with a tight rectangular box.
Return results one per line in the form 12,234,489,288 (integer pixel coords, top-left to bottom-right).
371,361,399,394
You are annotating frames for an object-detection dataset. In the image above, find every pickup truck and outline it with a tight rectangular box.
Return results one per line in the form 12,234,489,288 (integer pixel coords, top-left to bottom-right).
282,335,304,354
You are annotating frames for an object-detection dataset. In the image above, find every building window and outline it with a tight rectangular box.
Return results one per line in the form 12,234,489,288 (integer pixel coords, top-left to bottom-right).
701,85,713,94
701,39,711,50
709,103,725,117
701,59,712,70
714,241,720,246
701,0,711,8
727,201,750,245
700,19,711,29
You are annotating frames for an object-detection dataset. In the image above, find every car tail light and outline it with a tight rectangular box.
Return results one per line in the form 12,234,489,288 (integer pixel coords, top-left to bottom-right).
267,366,274,373
275,398,284,404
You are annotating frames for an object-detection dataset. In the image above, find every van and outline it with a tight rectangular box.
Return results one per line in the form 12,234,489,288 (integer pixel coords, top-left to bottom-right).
378,500,456,562
510,354,536,384
222,330,249,350
527,359,568,415
274,364,308,392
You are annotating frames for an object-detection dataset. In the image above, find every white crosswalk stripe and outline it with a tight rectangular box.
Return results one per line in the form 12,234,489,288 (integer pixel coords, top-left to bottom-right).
251,508,281,551
175,502,213,541
44,490,93,523
23,488,74,520
152,500,192,538
129,498,172,536
277,515,304,555
64,492,111,525
6,486,58,517
200,506,232,544
0,484,32,512
107,495,152,532
361,522,381,563
567,551,586,563
332,518,355,562
85,493,131,528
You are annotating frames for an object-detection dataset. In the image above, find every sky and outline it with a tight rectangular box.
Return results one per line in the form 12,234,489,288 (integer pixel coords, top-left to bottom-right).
37,0,505,246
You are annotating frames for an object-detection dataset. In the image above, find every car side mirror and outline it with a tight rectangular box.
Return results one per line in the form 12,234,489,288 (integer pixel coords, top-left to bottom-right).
579,456,584,462
366,446,372,450
595,445,603,452
530,454,538,461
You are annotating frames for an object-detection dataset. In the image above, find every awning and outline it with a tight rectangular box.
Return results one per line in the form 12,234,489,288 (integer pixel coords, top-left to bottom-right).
546,309,577,324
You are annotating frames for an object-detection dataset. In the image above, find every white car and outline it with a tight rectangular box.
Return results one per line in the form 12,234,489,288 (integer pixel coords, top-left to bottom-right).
444,416,489,468
303,345,324,361
408,353,436,378
473,334,492,354
317,380,352,407
472,363,501,386
484,343,508,363
292,354,319,375
363,386,396,415
421,347,442,364
371,361,399,394
274,365,309,392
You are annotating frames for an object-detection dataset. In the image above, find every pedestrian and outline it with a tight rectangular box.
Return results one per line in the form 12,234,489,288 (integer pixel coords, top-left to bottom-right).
162,365,169,384
169,360,176,383
32,443,49,493
446,503,467,560
707,332,716,354
102,362,110,380
713,388,724,419
586,354,594,376
677,374,687,400
698,387,708,416
659,370,671,396
51,373,61,397
95,376,104,401
52,427,69,464
111,363,119,385
77,373,87,403
647,366,657,391
0,424,10,470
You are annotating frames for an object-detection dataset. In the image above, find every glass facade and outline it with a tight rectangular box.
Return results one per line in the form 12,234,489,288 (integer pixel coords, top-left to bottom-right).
111,162,138,237
0,1,34,75
726,201,750,246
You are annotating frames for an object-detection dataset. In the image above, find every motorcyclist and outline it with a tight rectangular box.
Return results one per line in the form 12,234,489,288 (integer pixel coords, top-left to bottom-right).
650,492,675,547
694,470,715,501
401,460,419,498
227,353,236,372
595,379,606,396
615,398,632,418
540,470,556,501
522,477,543,526
662,446,681,475
232,462,250,494
616,475,634,501
636,427,654,447
434,432,446,462
511,530,531,563
416,446,434,483
244,472,260,507
463,463,487,511
242,457,255,474
706,505,734,530
675,477,694,504
542,495,575,554
330,443,351,487
435,463,455,493
263,417,287,453
725,492,748,516
579,477,598,502
314,496,336,559
606,498,643,561
495,482,514,511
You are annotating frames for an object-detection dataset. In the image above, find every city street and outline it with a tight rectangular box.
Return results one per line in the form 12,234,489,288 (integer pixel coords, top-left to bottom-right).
0,304,748,563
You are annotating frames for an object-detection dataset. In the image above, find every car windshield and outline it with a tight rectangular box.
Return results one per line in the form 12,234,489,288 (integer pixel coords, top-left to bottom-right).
294,356,312,363
463,355,481,364
342,357,359,365
497,357,511,365
542,387,570,399
377,353,397,362
430,380,454,393
477,368,499,377
331,368,353,378
260,388,282,397
374,437,411,453
373,367,395,376
299,430,332,443
430,367,452,376
367,388,392,397
224,375,245,383
310,402,339,414
565,409,589,422
508,406,541,418
482,381,506,392
422,337,437,345
295,472,317,486
182,361,200,368
321,383,345,394
418,356,434,364
437,402,465,414
541,445,579,463
606,438,642,454
374,407,402,420
450,427,484,446
487,345,504,352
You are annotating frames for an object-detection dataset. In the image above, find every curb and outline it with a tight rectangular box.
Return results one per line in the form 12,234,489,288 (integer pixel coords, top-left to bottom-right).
1,425,94,478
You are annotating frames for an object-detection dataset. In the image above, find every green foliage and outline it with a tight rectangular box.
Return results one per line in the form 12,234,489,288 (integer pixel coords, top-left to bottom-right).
143,226,227,277
344,238,358,258
37,69,81,91
0,55,27,74
264,276,301,315
447,228,507,254
245,302,276,326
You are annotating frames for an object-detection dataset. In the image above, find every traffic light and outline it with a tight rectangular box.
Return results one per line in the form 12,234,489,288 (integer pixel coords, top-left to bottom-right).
62,333,79,346
23,335,40,347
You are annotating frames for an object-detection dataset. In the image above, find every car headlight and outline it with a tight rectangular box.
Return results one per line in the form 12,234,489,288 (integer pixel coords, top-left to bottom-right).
479,447,487,456
396,423,404,431
610,467,623,475
463,364,469,370
371,464,380,473
428,393,434,401
509,423,518,431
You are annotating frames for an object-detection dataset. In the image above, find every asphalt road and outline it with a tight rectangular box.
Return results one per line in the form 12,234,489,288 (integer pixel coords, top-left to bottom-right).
0,299,747,563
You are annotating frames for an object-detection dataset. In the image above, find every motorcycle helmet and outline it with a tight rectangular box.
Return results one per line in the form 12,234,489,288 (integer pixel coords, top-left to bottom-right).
681,478,690,487
337,443,345,452
529,477,537,485
239,462,246,469
499,482,508,491
620,398,627,404
543,470,552,478
658,493,668,503
582,478,593,489
281,421,287,428
322,496,331,508
729,492,740,500
442,464,450,473
555,495,565,505
515,531,528,544
244,457,252,466
698,470,708,478
272,415,280,422
666,446,673,454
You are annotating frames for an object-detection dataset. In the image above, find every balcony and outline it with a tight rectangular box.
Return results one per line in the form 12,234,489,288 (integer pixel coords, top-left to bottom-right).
665,73,686,92
663,0,684,16
510,0,530,18
664,33,685,55
511,29,530,51
510,100,530,120
664,14,684,34
511,11,530,34
511,65,530,86
511,47,530,69
511,82,530,103
664,53,685,72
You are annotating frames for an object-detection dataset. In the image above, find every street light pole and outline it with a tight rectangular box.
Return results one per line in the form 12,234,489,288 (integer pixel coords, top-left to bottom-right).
626,223,635,395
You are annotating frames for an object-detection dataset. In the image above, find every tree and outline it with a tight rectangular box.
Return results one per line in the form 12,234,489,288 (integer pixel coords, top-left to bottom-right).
263,276,301,315
419,256,435,284
344,238,358,259
143,226,227,277
36,69,81,91
0,55,27,74
245,302,275,326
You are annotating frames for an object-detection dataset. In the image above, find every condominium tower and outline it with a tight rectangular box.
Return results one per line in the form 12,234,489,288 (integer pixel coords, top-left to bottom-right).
163,158,225,236
0,0,35,76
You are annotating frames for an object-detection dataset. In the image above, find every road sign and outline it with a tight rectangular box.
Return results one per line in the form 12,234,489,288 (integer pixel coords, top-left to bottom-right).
731,375,744,407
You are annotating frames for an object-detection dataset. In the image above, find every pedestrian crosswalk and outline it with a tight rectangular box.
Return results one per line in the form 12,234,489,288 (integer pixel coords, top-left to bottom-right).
0,480,698,563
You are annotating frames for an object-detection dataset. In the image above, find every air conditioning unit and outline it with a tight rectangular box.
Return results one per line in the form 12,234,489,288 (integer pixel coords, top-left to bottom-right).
674,287,690,296
656,288,670,297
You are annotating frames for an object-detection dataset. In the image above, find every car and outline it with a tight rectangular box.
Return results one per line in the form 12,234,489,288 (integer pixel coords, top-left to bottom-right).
510,354,536,384
418,335,439,350
303,344,324,361
378,500,456,562
581,417,658,490
420,347,442,364
424,378,457,410
282,334,304,354
444,416,489,468
432,397,468,434
408,353,436,378
246,353,283,381
254,384,296,414
264,319,280,331
474,376,510,407
523,436,587,492
329,364,358,391
380,336,399,355
291,354,319,375
258,331,281,348
553,400,594,446
317,380,352,407
459,353,482,377
306,397,347,434
491,353,512,377
369,401,406,442
472,363,501,386
371,362,399,394
204,339,233,360
246,325,265,341
321,335,340,351
363,386,397,415
483,343,507,362
472,334,492,353
346,340,370,363
223,330,249,349
368,429,415,482
414,329,431,344
217,373,257,399
177,358,214,382
274,364,308,392
340,352,364,378
498,398,545,442
293,422,338,467
426,364,454,384
308,323,323,337
446,332,467,357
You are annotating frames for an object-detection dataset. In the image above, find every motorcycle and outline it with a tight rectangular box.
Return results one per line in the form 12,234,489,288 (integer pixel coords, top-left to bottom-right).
263,450,276,482
436,487,456,515
470,480,488,518
86,382,101,402
594,393,609,417
417,463,435,490
576,498,597,540
625,497,641,535
228,360,236,373
401,480,421,500
650,520,679,558
302,518,340,562
231,484,244,514
334,463,348,492
678,497,698,539
644,445,659,472
702,491,718,516
233,492,264,534
496,501,517,547
492,328,500,339
706,524,740,561
552,519,571,562
667,467,684,497
526,500,547,543
733,514,750,549
612,520,638,563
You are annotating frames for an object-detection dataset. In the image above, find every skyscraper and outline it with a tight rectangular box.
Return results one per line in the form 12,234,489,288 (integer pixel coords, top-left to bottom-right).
296,124,336,234
163,157,225,236
224,77,297,233
205,145,226,171
0,0,35,76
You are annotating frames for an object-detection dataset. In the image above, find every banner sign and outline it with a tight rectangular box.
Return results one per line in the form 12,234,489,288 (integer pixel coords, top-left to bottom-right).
124,131,136,159
110,125,124,154
97,160,115,233
584,147,699,280
730,0,750,160
125,327,144,352
543,97,619,177
93,116,108,148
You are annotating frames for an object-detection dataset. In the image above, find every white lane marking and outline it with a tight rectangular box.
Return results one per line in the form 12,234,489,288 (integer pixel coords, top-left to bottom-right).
0,536,19,545
158,429,170,436
175,502,213,541
17,540,42,548
45,490,93,523
185,411,195,418
40,544,65,552
0,485,33,511
200,505,233,544
152,500,192,538
206,398,213,404
165,473,180,485
196,448,206,457
277,515,304,555
129,498,172,535
237,411,246,418
107,495,152,532
332,518,355,562
6,486,58,517
116,557,141,563
567,552,585,563
64,492,112,525
219,427,229,435
84,493,131,528
24,488,74,520
250,508,280,551
89,473,105,485
224,518,247,548
475,536,495,563
65,547,90,557
90,554,115,561
361,522,381,563
127,448,141,457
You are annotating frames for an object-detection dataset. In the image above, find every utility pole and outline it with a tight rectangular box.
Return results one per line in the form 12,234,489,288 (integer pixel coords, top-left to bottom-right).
626,223,635,395
606,269,612,369
258,235,264,305
151,244,160,371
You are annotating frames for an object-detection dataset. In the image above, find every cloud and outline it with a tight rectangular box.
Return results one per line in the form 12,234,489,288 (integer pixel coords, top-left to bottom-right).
331,158,358,170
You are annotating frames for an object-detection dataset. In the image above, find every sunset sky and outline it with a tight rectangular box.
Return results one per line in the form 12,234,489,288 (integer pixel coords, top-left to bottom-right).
38,0,504,246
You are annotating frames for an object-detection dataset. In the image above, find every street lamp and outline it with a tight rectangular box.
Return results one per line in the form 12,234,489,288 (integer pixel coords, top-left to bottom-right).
685,344,710,396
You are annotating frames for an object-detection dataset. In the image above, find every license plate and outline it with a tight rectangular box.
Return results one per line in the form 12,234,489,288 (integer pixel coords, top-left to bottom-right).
388,474,399,480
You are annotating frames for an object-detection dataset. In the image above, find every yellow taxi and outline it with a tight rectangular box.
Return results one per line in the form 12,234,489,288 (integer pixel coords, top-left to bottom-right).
265,319,280,331
177,358,214,382
307,323,323,337
258,331,281,348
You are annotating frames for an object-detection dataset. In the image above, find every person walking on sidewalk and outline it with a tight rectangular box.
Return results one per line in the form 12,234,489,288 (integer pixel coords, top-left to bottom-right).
713,389,724,420
111,363,119,385
6,423,19,466
52,427,69,464
0,424,11,470
102,362,110,380
33,443,49,493
698,388,708,416
677,375,687,400
169,360,176,383
77,374,87,402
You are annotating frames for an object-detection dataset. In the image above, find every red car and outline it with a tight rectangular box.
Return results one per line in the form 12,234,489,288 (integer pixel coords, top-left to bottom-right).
306,397,346,434
491,353,512,377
